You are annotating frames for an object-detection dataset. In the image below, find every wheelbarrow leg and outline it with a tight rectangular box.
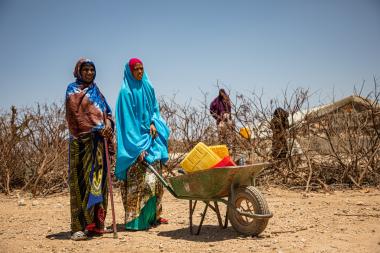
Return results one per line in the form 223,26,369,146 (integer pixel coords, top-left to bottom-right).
196,201,209,235
190,201,226,234
202,201,228,229
224,206,229,228
214,201,224,228
189,200,198,235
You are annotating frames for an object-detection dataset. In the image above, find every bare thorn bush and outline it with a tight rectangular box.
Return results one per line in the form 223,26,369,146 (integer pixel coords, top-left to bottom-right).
1,81,379,195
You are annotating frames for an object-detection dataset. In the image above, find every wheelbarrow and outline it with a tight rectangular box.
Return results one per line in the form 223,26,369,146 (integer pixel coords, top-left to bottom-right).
143,161,273,236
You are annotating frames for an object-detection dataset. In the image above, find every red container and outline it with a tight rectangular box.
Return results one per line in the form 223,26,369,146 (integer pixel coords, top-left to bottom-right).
212,156,236,168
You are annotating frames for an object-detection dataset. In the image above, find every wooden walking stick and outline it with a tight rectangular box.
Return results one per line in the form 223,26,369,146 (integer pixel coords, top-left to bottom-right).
104,137,118,239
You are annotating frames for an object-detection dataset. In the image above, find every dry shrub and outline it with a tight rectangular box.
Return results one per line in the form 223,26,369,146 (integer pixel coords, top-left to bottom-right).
0,82,379,195
161,84,380,190
0,103,68,195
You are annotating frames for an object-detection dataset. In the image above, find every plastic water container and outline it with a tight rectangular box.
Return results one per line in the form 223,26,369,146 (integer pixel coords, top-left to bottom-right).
239,127,251,139
212,156,236,168
180,142,221,173
209,145,229,159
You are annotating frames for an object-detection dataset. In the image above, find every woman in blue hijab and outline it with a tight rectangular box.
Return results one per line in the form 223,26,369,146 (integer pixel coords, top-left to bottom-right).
115,58,170,230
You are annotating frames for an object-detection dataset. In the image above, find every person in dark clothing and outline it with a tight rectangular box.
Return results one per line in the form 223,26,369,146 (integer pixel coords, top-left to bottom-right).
270,107,289,159
210,89,232,124
210,89,233,142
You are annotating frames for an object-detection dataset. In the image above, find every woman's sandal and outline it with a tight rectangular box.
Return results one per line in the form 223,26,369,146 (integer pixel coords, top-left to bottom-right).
157,217,169,224
93,227,113,234
85,223,113,235
71,231,88,241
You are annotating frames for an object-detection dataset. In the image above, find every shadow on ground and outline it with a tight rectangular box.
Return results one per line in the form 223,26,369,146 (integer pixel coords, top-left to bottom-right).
157,225,266,242
46,231,71,240
45,224,127,240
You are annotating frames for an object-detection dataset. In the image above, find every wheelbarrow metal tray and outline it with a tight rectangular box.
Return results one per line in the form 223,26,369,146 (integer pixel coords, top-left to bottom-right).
168,162,269,199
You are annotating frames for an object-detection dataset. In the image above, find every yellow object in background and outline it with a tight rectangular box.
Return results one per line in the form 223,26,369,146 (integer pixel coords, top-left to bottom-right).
239,127,251,139
180,142,221,173
209,145,229,159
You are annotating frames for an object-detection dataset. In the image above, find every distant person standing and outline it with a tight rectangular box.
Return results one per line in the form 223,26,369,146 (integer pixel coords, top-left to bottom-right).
270,107,289,159
65,58,115,240
210,89,233,141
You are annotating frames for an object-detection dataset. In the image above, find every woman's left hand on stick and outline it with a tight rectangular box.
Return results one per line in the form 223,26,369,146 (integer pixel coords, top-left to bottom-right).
138,150,147,162
101,119,113,139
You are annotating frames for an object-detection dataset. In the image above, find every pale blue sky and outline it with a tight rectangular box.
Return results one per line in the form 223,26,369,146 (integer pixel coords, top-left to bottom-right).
0,0,379,110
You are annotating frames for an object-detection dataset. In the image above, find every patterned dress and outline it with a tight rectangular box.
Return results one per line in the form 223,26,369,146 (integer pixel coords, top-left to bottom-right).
120,162,163,230
69,133,108,233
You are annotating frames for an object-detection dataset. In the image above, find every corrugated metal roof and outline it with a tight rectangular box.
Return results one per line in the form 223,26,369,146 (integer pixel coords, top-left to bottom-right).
289,95,377,126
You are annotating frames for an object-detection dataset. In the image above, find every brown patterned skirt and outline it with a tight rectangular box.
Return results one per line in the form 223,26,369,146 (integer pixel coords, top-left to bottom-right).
120,161,163,230
68,133,108,233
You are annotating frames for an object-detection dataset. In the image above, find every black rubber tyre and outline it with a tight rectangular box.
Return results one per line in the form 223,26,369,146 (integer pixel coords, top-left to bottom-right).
228,186,269,236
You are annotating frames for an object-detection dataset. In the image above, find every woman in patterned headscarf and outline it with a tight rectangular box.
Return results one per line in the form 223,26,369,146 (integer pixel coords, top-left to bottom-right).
115,58,170,230
65,58,115,240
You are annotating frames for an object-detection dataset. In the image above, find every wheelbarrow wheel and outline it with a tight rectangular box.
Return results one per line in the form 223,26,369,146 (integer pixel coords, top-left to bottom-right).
228,186,269,236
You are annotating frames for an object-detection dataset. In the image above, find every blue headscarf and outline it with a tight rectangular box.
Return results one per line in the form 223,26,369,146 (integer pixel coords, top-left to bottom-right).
115,59,170,180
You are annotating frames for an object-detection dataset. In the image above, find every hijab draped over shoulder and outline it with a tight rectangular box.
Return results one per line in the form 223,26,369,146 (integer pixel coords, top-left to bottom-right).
115,59,170,180
65,58,113,138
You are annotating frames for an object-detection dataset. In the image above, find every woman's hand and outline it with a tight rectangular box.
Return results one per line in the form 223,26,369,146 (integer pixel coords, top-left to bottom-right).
150,123,157,139
138,150,147,162
101,119,113,139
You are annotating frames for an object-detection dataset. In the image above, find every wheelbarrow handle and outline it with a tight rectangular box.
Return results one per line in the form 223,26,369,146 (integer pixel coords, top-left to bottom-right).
142,161,178,198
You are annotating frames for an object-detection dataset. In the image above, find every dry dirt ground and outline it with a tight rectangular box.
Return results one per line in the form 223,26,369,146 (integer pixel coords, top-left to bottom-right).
1,187,380,253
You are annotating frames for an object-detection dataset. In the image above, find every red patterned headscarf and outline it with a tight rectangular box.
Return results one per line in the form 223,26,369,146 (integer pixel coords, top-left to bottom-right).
128,58,143,72
73,58,96,81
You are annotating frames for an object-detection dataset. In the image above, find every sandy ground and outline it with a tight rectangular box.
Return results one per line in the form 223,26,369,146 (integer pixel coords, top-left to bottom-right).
1,186,380,253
